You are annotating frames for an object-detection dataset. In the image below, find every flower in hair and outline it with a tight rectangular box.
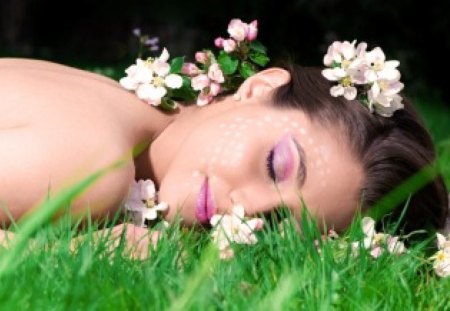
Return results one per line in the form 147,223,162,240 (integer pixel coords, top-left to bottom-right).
120,48,183,108
120,18,270,110
322,40,404,117
210,204,264,259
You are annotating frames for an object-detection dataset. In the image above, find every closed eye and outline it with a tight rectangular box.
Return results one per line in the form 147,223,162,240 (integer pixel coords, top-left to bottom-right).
266,149,276,181
266,135,307,186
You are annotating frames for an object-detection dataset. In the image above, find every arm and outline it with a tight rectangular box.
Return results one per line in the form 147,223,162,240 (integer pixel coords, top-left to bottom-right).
0,224,160,260
70,224,161,260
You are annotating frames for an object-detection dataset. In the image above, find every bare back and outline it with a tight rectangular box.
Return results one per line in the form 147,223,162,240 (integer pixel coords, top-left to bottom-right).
0,58,152,223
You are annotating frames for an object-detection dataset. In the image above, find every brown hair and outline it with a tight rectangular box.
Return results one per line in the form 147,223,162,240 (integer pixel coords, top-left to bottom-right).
273,64,448,233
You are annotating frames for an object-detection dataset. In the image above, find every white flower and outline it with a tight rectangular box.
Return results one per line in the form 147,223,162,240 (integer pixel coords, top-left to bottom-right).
367,79,404,116
142,202,169,221
364,47,401,82
330,84,358,100
227,19,249,42
125,179,156,212
191,65,224,107
223,39,237,53
431,249,450,278
431,233,450,277
322,41,368,101
352,217,406,258
322,66,359,100
191,74,210,91
196,92,213,107
210,204,264,259
437,233,450,250
120,48,182,107
120,59,153,90
124,179,169,227
164,74,183,88
322,40,404,117
208,63,225,83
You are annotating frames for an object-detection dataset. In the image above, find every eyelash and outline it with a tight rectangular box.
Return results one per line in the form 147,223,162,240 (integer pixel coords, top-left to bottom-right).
266,149,276,181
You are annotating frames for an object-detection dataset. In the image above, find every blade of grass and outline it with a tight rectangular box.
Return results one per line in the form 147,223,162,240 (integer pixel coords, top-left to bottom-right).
368,160,440,221
0,159,125,276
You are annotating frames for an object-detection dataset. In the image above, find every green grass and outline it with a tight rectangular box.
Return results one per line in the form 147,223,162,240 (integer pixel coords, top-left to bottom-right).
0,204,449,310
0,67,449,310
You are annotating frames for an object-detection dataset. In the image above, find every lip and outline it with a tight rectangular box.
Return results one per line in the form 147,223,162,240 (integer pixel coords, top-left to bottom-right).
195,177,216,224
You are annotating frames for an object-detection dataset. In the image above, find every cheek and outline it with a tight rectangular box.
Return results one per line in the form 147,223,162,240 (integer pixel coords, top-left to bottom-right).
202,118,256,170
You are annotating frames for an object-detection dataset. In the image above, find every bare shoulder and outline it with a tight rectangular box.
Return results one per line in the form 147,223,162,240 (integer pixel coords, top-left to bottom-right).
0,57,119,87
0,122,136,224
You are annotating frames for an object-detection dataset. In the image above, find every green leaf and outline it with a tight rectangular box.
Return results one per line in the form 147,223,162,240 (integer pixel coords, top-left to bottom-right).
249,51,270,67
159,98,178,111
170,57,185,73
239,62,256,79
217,51,239,75
249,40,267,54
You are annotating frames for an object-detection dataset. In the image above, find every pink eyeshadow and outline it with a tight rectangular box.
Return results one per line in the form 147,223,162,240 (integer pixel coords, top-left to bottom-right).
273,135,295,181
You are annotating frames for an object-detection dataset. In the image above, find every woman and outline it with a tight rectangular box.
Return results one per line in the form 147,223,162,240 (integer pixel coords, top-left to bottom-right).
0,57,447,253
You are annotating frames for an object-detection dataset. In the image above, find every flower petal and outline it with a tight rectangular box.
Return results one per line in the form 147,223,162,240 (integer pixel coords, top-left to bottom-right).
165,74,183,89
119,77,138,90
362,217,376,240
153,60,170,77
138,179,156,200
158,48,170,63
344,86,357,100
143,208,158,220
330,84,344,97
437,233,447,250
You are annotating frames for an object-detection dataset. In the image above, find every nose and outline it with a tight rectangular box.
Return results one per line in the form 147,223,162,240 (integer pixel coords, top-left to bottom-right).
211,188,245,216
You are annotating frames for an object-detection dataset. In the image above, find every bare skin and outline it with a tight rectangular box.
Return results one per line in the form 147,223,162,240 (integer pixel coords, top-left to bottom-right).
0,59,364,257
0,58,177,255
0,58,176,222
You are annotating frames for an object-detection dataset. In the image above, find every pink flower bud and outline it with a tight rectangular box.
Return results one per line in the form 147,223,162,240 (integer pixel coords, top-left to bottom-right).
195,51,208,64
181,62,201,76
227,19,249,42
223,39,237,53
196,91,213,106
247,20,258,41
191,74,210,91
209,82,221,96
214,37,225,48
208,63,225,83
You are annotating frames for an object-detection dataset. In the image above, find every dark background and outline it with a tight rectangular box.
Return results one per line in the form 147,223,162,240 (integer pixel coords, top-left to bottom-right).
1,0,449,103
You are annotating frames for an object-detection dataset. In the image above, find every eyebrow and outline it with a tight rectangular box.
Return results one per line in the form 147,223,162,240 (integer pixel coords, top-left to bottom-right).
292,138,307,187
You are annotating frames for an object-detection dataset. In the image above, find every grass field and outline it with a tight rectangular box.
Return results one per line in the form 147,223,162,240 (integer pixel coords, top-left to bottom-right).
0,68,449,310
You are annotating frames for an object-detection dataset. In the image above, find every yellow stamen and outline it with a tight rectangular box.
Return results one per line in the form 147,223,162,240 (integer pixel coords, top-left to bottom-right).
153,77,165,87
436,251,447,262
341,76,352,87
373,233,385,245
146,199,155,208
378,80,388,90
373,62,384,71
342,59,351,69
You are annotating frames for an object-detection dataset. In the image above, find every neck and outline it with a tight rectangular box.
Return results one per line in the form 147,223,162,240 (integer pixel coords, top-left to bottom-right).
133,103,200,182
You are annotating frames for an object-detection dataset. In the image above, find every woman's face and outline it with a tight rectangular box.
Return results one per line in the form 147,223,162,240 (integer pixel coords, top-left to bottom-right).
151,97,364,230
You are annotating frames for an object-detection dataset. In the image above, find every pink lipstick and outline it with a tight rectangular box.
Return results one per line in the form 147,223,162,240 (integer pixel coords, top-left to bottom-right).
196,178,216,224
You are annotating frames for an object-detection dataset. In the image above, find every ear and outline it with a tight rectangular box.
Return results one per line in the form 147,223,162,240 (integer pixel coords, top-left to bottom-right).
236,67,291,101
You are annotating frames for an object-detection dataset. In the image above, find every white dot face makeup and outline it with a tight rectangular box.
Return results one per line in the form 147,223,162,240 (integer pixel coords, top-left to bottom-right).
202,114,314,172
